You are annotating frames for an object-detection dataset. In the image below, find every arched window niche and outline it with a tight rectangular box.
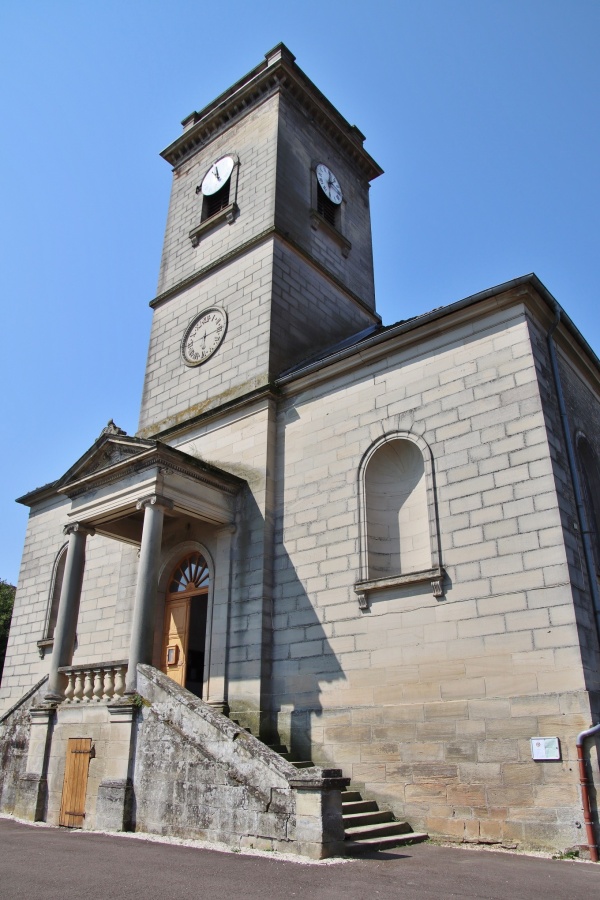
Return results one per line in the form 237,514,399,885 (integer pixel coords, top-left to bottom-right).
38,542,68,657
355,433,444,609
576,433,600,575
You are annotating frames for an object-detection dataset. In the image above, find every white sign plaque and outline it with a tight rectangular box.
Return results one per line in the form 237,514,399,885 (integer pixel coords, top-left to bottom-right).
530,737,560,761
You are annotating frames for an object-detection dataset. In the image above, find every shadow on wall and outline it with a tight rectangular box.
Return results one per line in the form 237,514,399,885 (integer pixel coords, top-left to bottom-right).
221,479,346,755
258,405,347,763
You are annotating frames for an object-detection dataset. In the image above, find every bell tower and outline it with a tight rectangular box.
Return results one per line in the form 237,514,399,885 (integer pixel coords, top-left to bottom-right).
138,44,383,439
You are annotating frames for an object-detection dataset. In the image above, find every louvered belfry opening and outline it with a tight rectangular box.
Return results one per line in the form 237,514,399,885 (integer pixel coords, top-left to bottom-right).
317,184,338,228
203,181,230,220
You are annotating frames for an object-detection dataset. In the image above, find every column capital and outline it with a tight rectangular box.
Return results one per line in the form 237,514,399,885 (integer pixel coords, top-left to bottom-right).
63,522,96,537
136,493,174,512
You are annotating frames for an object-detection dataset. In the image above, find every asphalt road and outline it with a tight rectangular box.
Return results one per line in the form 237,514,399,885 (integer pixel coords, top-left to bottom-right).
0,818,597,900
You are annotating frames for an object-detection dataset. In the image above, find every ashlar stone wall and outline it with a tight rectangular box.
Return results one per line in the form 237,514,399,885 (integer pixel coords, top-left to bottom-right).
156,93,279,298
138,240,275,437
0,495,135,716
275,91,377,310
269,299,592,850
172,398,277,726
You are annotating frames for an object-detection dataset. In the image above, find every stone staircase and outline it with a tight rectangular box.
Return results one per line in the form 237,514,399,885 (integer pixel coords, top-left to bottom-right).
340,789,428,853
260,734,428,854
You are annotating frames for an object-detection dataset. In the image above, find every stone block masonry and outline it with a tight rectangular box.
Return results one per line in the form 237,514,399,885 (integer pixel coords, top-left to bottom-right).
133,666,347,858
269,297,596,851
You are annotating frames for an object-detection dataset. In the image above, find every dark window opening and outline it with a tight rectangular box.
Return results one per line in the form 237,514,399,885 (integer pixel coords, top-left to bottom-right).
578,437,600,574
202,181,230,220
317,184,338,228
46,546,67,640
186,598,208,699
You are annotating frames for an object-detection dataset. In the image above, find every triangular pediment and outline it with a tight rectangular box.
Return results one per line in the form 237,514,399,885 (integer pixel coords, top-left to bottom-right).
55,422,156,492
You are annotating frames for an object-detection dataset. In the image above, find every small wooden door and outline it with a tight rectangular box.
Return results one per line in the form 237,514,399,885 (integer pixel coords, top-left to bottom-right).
161,552,210,694
59,738,93,827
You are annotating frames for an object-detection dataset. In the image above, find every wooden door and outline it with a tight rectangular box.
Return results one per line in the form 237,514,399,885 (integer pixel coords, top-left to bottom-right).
162,595,190,687
59,738,93,827
161,552,210,692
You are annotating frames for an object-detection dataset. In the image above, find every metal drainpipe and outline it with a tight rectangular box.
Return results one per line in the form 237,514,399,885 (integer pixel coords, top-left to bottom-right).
576,724,600,862
547,307,600,862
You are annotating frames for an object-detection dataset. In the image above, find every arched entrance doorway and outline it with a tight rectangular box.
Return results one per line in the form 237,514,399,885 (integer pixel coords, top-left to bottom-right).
161,551,210,698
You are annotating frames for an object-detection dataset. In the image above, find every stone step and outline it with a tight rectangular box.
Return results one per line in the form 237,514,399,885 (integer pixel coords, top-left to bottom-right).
342,810,394,828
342,799,379,815
344,820,414,841
345,832,429,854
226,719,428,856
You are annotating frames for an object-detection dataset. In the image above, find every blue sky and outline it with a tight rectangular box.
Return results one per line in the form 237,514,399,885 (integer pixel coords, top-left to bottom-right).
1,1,599,583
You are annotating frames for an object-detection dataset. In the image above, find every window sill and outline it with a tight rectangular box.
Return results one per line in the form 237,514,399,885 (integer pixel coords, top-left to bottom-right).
37,638,53,659
354,567,445,609
309,209,351,258
189,202,238,247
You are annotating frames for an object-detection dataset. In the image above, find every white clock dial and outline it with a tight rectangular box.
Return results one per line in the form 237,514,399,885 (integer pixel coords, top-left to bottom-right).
181,307,227,367
316,163,343,205
201,156,234,196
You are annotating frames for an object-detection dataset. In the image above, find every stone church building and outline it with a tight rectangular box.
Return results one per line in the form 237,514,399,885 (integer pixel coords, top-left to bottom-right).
1,45,600,858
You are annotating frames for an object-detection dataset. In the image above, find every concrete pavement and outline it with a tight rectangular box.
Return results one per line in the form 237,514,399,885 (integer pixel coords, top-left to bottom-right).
0,818,597,900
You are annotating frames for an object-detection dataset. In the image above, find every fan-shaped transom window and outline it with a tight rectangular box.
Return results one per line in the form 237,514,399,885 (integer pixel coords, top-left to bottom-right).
168,552,210,594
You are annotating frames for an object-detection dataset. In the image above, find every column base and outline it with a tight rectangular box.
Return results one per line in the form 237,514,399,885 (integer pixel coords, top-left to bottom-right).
206,699,230,717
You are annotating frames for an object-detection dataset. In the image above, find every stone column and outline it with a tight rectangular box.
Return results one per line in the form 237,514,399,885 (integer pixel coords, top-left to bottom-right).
45,523,95,701
125,494,172,694
204,524,235,716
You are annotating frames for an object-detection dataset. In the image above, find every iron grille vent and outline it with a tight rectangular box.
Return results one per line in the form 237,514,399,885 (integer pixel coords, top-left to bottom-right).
203,181,230,220
317,185,338,228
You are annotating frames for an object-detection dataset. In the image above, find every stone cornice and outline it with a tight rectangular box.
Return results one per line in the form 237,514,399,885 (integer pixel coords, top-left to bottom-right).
16,480,60,507
276,274,600,397
140,385,278,443
150,226,379,323
160,43,383,182
58,442,245,500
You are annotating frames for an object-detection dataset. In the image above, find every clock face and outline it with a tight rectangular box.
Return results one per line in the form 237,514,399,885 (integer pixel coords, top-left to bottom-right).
181,307,227,367
316,163,343,205
201,156,235,196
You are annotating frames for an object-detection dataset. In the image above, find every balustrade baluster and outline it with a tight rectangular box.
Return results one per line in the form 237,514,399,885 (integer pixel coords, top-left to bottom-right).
83,669,94,702
59,662,128,704
73,670,84,703
64,671,75,703
92,669,103,702
113,665,126,699
103,667,114,701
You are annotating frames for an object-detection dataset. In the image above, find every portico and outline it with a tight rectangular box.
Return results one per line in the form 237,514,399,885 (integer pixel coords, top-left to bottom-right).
44,423,244,706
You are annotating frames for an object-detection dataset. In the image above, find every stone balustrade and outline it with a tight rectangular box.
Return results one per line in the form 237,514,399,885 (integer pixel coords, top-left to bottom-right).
57,660,128,704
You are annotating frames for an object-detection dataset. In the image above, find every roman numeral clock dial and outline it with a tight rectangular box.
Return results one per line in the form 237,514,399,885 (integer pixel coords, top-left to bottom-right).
200,155,234,195
181,307,228,367
316,163,343,204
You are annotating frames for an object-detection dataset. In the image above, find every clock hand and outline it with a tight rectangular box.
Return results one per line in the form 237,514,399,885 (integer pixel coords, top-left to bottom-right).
213,166,221,181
